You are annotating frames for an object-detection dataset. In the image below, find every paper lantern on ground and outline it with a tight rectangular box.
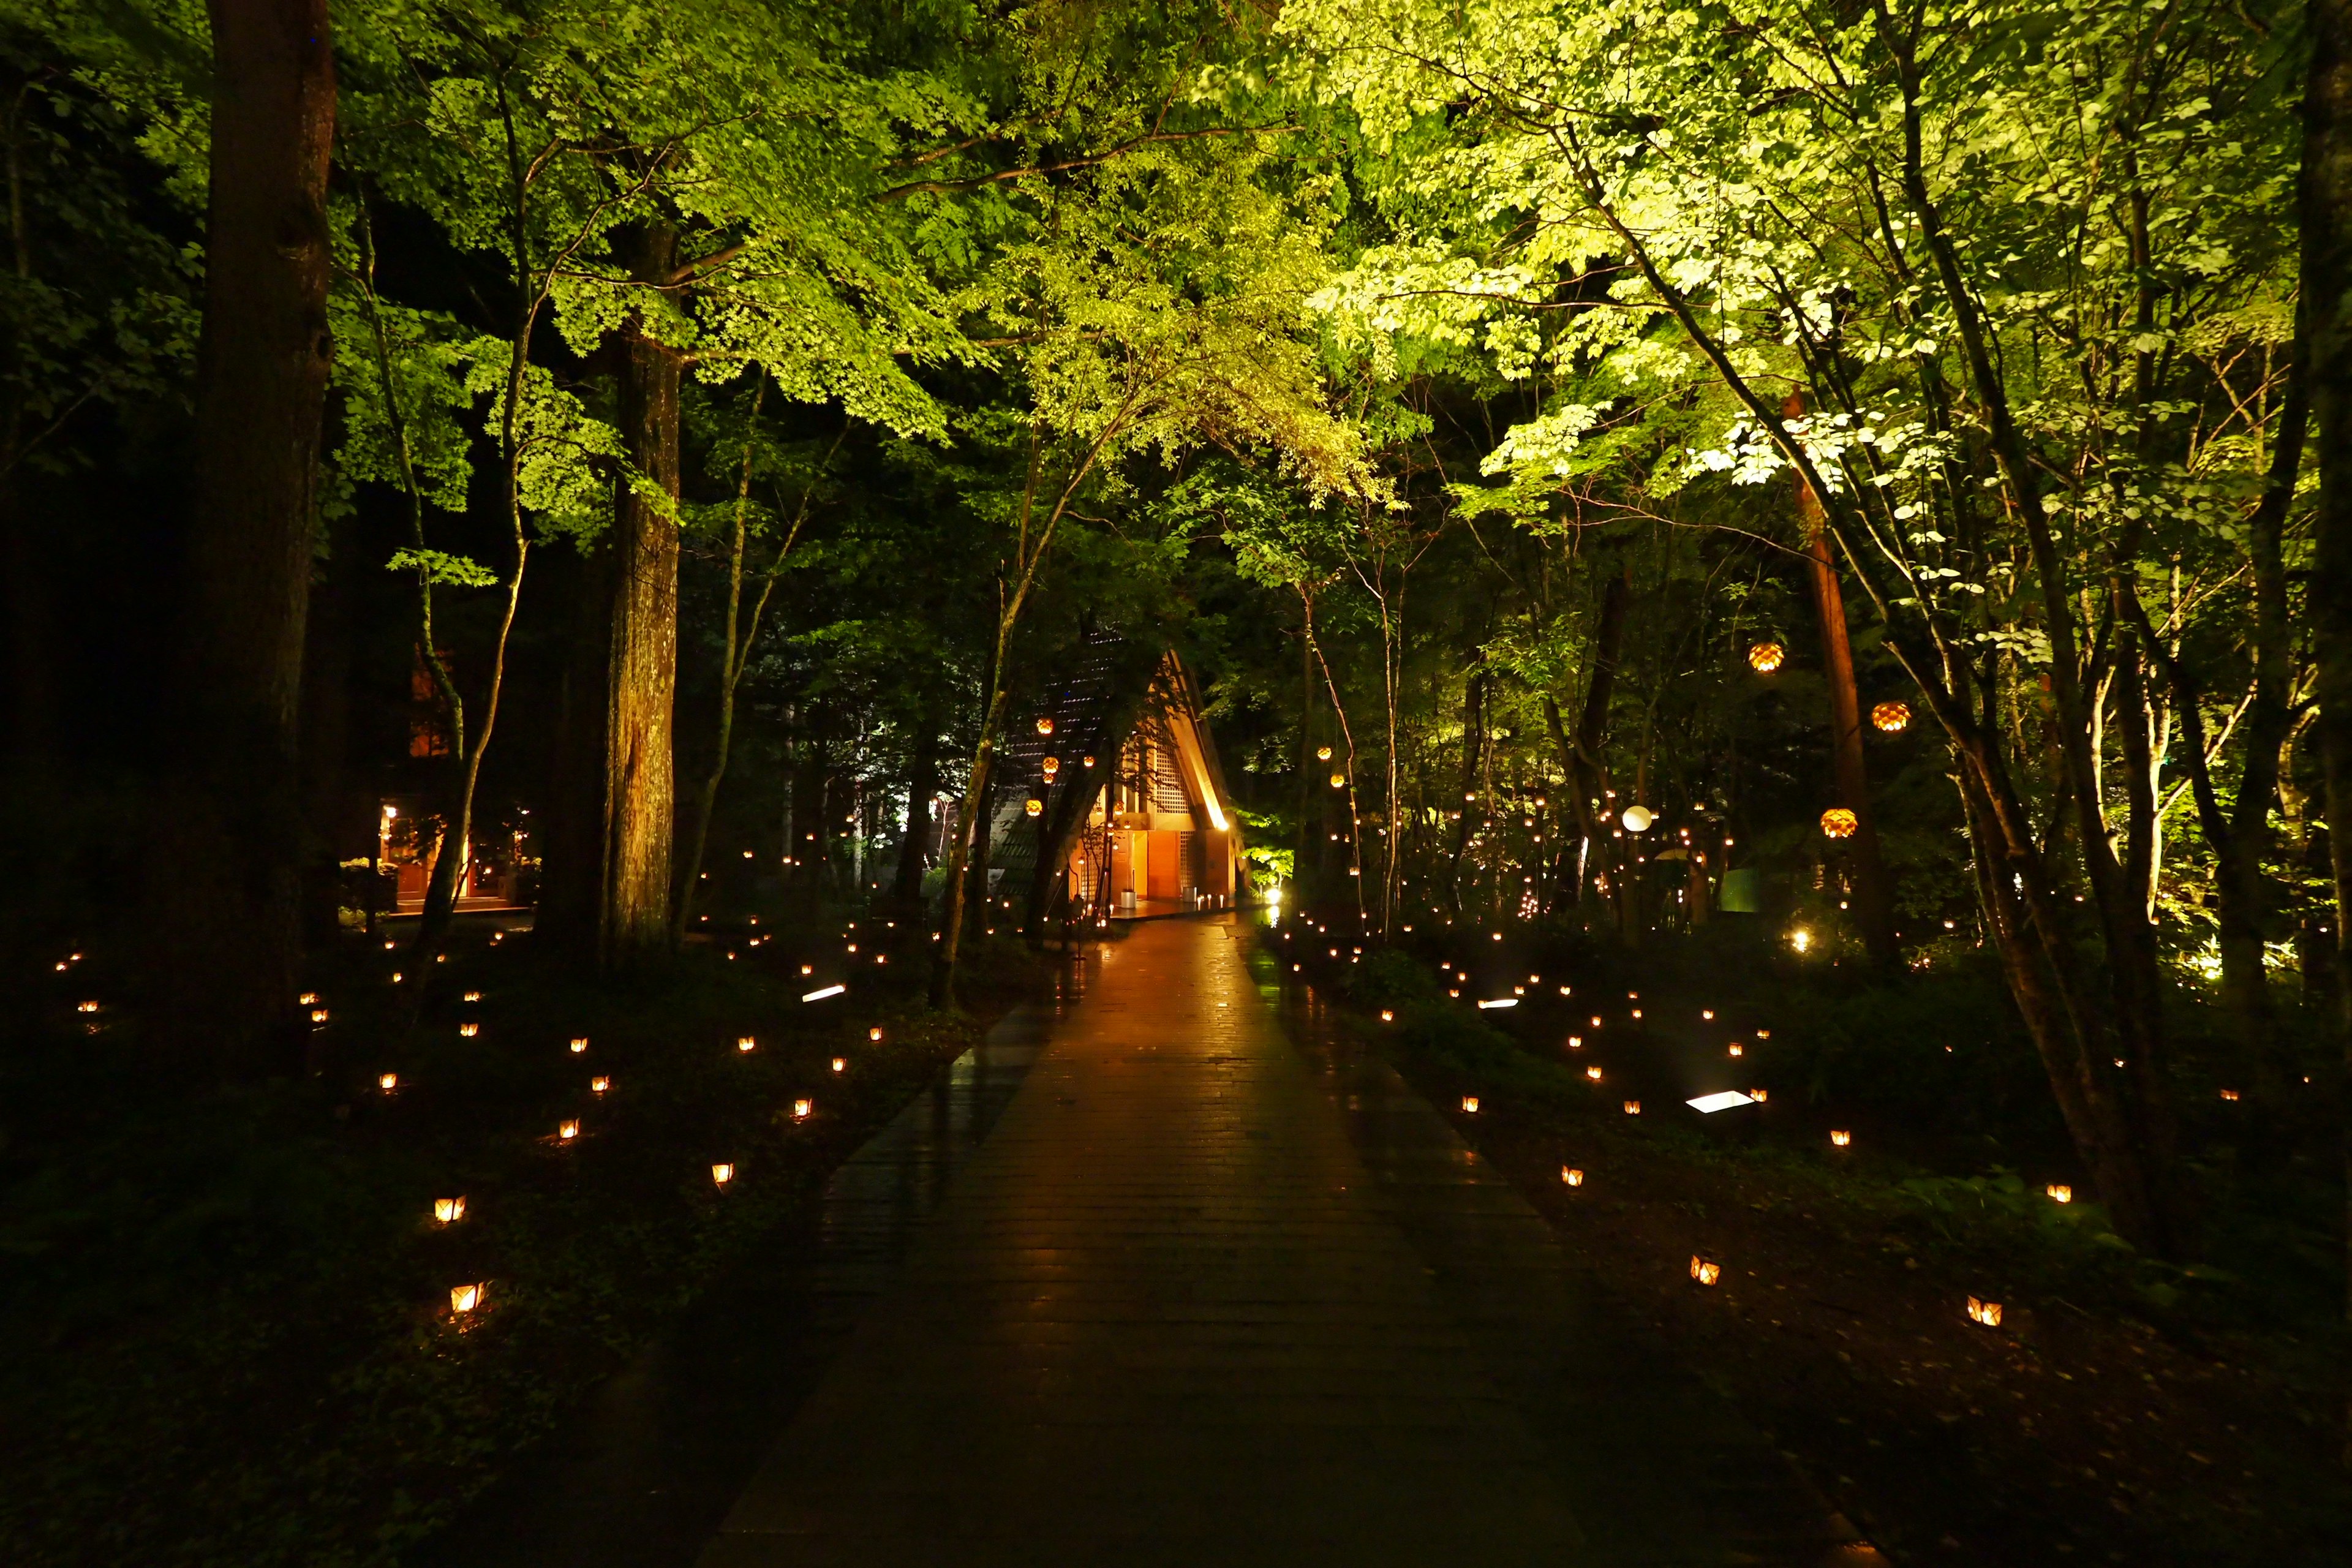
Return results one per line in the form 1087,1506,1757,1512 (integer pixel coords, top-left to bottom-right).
1562,1167,1584,1186
1820,807,1859,839
570,1037,589,1053
870,1027,884,1042
792,1098,814,1121
737,1035,756,1052
1690,1257,1721,1286
1830,1129,1852,1147
832,1057,847,1074
1749,1087,1769,1102
711,1163,734,1187
450,1283,484,1314
557,1119,579,1140
379,1072,399,1091
1623,1099,1642,1115
459,1022,480,1038
1872,699,1912,734
311,1009,330,1025
591,1076,611,1094
2046,1184,2073,1204
1461,1096,1479,1114
462,990,483,1002
1748,640,1785,673
1586,1066,1602,1080
434,1197,465,1225
1967,1297,2003,1327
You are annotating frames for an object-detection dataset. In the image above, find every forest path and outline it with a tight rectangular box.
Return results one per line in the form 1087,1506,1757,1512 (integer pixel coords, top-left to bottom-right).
697,914,1873,1567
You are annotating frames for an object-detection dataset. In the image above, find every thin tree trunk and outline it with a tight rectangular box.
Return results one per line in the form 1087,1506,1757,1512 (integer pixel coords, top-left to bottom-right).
891,723,938,910
601,222,683,970
158,0,334,1079
1452,667,1485,908
1791,392,1898,967
2289,0,2352,1468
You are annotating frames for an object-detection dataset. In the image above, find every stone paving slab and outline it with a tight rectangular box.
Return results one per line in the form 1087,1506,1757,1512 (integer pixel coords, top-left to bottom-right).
698,917,1877,1567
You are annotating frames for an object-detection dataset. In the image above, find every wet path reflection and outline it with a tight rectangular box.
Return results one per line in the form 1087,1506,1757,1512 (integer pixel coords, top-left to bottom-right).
431,977,1067,1568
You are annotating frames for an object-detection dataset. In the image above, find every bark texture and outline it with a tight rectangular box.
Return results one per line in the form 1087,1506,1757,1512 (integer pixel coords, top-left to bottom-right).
600,225,682,970
159,0,334,1078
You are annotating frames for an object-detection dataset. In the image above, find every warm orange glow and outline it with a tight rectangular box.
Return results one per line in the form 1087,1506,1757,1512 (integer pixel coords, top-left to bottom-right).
459,1022,480,1038
557,1118,579,1140
1872,699,1912,733
1690,1257,1721,1286
2046,1183,2073,1204
311,1009,330,1024
1328,773,1344,789
869,1027,884,1042
1041,756,1060,779
1316,745,1333,760
2219,1088,2242,1101
450,1283,484,1314
1820,807,1858,839
1967,1297,2003,1327
570,1037,588,1053
1379,1009,1394,1022
463,990,483,1002
299,992,319,1005
1728,1042,1743,1057
379,1072,398,1091
1461,1096,1480,1114
1562,1167,1584,1186
711,1163,734,1187
591,1076,610,1094
792,1098,813,1121
1748,640,1785,673
1036,717,1054,736
77,1000,98,1014
1623,1100,1641,1115
832,1057,846,1073
1586,1066,1603,1081
434,1197,465,1224
1024,797,1044,817
737,1036,756,1052
1749,1087,1768,1102
1830,1129,1852,1147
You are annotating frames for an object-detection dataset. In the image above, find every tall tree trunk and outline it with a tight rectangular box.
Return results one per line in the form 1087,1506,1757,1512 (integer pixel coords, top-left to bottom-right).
538,542,612,965
1791,392,1898,967
157,0,334,1079
2290,0,2352,1467
600,223,682,970
891,723,938,911
1452,666,1485,910
298,527,355,949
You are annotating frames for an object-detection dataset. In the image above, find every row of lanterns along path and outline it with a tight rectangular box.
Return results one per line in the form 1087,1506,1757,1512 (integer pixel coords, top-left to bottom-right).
312,919,906,1329
1276,900,2024,1335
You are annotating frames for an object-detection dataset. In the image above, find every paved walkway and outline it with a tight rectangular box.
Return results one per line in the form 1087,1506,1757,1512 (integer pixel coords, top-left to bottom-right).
699,917,1869,1567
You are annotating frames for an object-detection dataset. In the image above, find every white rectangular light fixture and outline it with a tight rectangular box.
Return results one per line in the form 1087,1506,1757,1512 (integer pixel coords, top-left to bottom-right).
801,984,846,1002
1475,998,1518,1009
1687,1090,1756,1114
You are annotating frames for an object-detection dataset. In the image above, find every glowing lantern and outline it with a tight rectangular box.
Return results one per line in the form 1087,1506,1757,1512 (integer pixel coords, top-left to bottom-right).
390,972,402,983
379,1072,399,1092
1749,1088,1768,1102
1567,1036,1583,1049
1035,717,1054,736
1830,1129,1852,1147
1623,1100,1642,1115
591,1076,610,1094
1790,929,1812,954
1630,1008,1643,1020
1820,808,1858,839
1967,1297,2003,1327
311,1009,330,1025
1690,1257,1722,1286
1041,756,1060,780
1872,700,1911,734
1082,755,1096,769
800,964,813,976
450,1283,484,1314
1461,1096,1480,1114
2046,1184,2073,1204
463,990,483,1002
1621,805,1654,833
1316,745,1333,761
792,1098,814,1121
1562,1167,1584,1186
711,1163,734,1188
736,1036,756,1053
1757,1029,1771,1039
1329,774,1345,789
2219,1088,2241,1102
1025,798,1044,817
299,992,319,1005
1586,1066,1603,1080
77,1001,97,1014
1748,640,1785,673
832,1057,846,1074
459,1023,480,1038
1702,1009,1714,1020
1380,1010,1394,1022
433,1197,465,1225
1728,1042,1743,1057
571,1038,589,1054
557,1118,580,1140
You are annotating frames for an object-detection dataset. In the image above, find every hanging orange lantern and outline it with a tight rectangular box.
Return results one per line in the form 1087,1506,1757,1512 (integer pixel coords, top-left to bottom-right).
1316,745,1333,761
1748,640,1785,674
1041,756,1060,780
1329,773,1345,789
1872,699,1911,733
737,1035,756,1052
1081,754,1096,769
1024,797,1044,817
1820,807,1859,839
